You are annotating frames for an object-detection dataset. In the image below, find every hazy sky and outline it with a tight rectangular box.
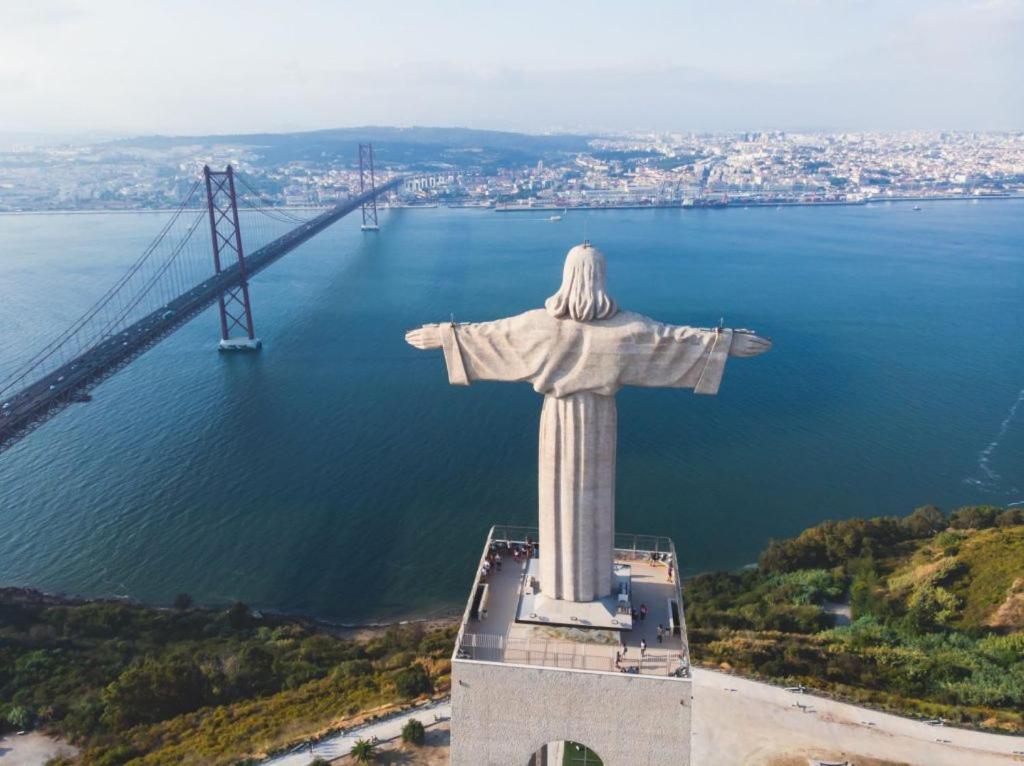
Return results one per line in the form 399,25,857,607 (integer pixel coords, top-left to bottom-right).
2,0,1021,136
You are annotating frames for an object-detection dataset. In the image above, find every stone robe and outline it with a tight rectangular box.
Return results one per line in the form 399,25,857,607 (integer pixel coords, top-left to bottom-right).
439,308,733,602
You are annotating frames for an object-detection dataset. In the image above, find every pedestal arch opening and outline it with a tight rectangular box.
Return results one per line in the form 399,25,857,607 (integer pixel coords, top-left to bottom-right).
527,740,605,765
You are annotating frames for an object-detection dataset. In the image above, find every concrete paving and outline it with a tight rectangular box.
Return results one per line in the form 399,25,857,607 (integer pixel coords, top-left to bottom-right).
691,667,1024,765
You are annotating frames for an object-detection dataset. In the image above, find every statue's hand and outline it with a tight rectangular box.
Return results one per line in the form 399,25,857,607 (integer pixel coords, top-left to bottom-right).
405,324,444,350
729,330,771,358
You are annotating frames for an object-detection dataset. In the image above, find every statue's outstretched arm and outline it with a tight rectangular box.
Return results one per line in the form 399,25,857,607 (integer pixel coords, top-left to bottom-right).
728,329,772,358
405,324,443,350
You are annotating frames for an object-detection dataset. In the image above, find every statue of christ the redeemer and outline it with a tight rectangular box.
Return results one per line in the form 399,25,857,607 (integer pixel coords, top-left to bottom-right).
406,243,770,603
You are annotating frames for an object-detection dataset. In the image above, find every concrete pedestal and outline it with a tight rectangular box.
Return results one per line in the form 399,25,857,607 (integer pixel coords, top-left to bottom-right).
451,661,692,766
451,528,692,766
218,337,262,351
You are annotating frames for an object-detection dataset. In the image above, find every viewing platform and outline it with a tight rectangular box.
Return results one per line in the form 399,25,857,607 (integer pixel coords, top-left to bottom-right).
454,525,691,679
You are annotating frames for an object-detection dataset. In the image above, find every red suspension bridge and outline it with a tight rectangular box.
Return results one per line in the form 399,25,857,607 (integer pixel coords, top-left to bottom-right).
0,144,398,453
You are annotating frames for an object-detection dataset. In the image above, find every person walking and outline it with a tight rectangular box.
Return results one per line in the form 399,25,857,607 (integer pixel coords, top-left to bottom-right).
640,603,648,621
640,639,647,658
657,624,664,643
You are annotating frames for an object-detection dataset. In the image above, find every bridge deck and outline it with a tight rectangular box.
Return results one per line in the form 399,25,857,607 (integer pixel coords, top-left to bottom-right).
0,177,401,451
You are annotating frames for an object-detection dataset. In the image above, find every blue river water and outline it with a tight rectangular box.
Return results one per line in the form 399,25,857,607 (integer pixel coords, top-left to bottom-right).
0,201,1022,622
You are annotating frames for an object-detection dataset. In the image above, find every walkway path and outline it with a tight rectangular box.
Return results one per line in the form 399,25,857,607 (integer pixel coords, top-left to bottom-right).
0,732,77,765
262,671,1024,765
691,667,1024,765
262,699,451,766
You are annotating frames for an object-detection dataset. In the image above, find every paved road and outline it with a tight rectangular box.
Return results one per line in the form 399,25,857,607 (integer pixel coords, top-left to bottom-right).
691,668,1024,765
262,699,451,766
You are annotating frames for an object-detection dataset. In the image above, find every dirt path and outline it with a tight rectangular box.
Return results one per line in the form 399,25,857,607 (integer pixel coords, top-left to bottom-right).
0,732,77,765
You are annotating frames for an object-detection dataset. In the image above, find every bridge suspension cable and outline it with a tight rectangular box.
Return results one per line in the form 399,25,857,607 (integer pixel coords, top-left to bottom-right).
0,158,403,453
0,181,206,399
235,174,317,226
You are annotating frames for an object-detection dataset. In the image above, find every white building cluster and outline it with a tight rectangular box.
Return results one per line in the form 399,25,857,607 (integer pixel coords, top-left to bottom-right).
1,131,1021,212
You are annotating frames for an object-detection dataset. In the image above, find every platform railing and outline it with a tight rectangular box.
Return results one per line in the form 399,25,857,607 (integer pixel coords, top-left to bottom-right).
458,632,683,676
456,525,691,676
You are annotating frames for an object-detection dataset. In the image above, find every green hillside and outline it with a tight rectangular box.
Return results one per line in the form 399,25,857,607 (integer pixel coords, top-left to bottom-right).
0,594,454,765
1,505,1020,764
685,505,1024,732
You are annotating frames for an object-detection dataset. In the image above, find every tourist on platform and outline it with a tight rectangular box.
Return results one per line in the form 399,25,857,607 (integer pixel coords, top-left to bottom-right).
640,639,647,658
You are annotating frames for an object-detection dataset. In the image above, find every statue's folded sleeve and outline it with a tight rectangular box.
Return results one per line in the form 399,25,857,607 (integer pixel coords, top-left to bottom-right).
440,324,470,385
694,328,732,395
439,315,540,386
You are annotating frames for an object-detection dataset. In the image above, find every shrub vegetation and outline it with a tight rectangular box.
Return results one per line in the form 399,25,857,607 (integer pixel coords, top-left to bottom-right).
685,505,1024,732
0,592,454,763
3,502,1020,763
401,717,425,745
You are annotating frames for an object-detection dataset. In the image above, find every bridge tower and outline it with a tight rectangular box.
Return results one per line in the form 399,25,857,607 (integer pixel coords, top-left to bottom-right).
359,143,380,231
203,165,261,351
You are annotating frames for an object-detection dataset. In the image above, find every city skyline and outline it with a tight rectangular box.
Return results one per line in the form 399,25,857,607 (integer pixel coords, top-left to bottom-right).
1,0,1022,137
3,128,1021,213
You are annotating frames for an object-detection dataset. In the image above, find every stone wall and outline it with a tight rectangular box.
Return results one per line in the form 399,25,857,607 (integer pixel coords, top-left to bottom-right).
451,659,692,766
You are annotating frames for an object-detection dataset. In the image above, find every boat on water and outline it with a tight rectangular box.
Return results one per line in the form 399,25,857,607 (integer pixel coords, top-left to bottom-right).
549,208,566,222
912,205,922,211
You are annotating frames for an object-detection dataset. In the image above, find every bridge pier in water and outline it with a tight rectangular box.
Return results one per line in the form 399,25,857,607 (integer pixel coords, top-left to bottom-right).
203,165,262,352
0,158,402,453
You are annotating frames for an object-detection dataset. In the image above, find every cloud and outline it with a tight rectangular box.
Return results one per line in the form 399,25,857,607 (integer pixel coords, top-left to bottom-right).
3,0,87,30
0,0,1019,133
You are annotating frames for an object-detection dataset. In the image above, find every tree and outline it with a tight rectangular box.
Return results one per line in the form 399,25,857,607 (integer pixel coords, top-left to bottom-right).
172,593,193,610
350,738,376,763
758,517,909,573
6,704,32,730
232,644,276,697
227,602,251,630
949,505,1001,530
904,585,961,634
902,505,945,537
996,508,1024,527
394,664,433,698
401,717,426,745
100,657,211,728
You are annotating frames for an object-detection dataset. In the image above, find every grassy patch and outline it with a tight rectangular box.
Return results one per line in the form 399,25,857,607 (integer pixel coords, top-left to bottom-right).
950,527,1024,629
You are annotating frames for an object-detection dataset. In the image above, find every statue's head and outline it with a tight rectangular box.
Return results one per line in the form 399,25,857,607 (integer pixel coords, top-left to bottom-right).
545,242,618,322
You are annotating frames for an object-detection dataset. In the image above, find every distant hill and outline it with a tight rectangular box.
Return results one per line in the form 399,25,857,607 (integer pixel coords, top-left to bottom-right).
110,126,595,169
